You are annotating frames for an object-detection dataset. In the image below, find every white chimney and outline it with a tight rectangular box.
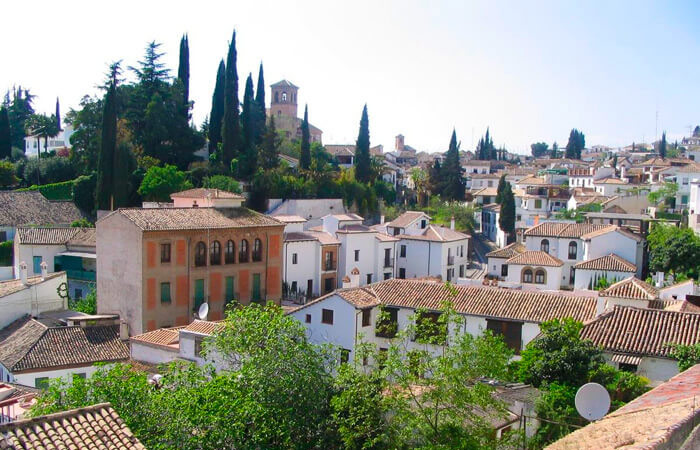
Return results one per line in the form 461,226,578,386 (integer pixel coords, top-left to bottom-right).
655,272,665,288
450,216,455,230
349,268,360,288
595,294,606,316
380,215,385,225
120,321,130,340
19,261,27,285
342,276,352,288
40,261,48,280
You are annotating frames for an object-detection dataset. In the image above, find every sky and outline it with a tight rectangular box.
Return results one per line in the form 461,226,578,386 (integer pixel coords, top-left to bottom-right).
3,0,700,154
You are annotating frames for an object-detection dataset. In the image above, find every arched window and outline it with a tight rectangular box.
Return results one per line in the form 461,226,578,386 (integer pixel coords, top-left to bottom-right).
210,241,221,265
568,241,577,260
522,268,533,283
225,240,235,264
535,269,546,284
274,92,279,103
252,238,263,262
540,239,550,253
239,239,249,263
195,242,207,267
282,92,287,101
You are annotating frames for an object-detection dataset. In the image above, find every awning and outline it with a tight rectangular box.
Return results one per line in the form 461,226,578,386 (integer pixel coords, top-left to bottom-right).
56,251,96,259
611,353,641,365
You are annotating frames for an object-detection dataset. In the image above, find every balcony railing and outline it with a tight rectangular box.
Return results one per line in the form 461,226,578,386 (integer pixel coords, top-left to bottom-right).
323,260,336,271
383,257,394,268
447,255,455,265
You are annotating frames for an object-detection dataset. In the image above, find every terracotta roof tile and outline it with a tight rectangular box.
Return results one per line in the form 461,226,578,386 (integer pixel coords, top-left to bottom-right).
170,188,244,199
486,243,526,259
506,250,563,267
0,402,145,449
580,306,700,358
386,211,429,228
0,191,85,227
397,225,469,242
15,227,79,245
574,254,636,272
524,222,613,238
182,320,221,335
107,207,282,231
130,327,181,347
599,277,658,300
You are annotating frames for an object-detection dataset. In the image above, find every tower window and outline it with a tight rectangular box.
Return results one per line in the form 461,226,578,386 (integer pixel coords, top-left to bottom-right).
274,92,279,103
282,92,287,101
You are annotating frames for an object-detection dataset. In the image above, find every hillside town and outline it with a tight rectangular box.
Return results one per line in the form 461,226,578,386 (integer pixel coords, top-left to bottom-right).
2,7,700,450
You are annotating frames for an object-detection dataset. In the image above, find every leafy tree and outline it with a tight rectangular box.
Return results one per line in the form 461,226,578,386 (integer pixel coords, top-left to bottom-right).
208,60,226,154
71,217,95,227
221,30,241,169
177,34,190,111
0,107,11,159
354,104,371,183
299,105,311,170
66,95,103,173
138,164,192,201
25,113,59,158
532,382,582,445
96,65,120,210
647,181,678,209
202,175,241,193
0,160,18,187
69,288,97,314
670,343,700,372
409,167,428,206
498,182,515,242
531,141,549,158
647,223,700,280
440,129,465,201
495,174,506,204
4,86,35,149
259,116,280,170
565,129,585,159
658,131,667,159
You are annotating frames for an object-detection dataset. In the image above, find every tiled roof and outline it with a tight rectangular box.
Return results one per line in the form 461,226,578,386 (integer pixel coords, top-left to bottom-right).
593,177,628,185
0,317,129,372
516,176,547,185
271,79,298,88
273,215,307,223
325,145,356,156
580,306,700,358
397,225,469,243
573,254,636,272
15,227,79,245
170,188,244,199
471,187,499,197
580,225,642,242
107,207,282,231
375,233,399,242
524,222,613,238
130,327,181,348
306,230,341,245
0,402,145,449
284,231,317,242
599,277,658,300
337,224,373,233
505,250,563,267
182,320,221,335
386,211,429,228
0,191,85,227
331,213,364,221
67,227,96,247
486,242,526,259
296,279,598,323
0,272,65,298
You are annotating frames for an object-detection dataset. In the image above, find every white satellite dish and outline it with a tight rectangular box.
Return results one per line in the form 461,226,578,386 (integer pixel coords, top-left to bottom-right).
575,382,610,421
197,303,209,320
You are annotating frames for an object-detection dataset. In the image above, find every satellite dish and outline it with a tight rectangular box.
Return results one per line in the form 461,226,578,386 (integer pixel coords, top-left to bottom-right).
575,382,611,421
197,303,209,320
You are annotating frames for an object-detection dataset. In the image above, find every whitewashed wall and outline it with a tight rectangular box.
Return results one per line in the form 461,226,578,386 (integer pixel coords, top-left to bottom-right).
573,269,634,290
505,263,563,291
0,274,68,329
13,363,117,388
130,342,178,365
283,240,320,296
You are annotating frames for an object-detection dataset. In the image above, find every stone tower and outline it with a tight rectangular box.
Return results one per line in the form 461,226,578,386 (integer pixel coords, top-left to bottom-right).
270,80,299,118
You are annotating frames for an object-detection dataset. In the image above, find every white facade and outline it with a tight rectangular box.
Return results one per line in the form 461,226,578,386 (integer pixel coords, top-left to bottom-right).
504,263,563,291
0,273,67,330
11,364,111,389
582,231,644,278
395,238,468,281
573,269,634,290
23,125,74,158
604,353,680,385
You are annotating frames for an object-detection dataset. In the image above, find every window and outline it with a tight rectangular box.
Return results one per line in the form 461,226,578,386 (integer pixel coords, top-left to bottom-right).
324,251,334,270
210,241,221,265
534,199,542,209
540,239,550,253
291,281,297,292
160,282,171,303
400,245,406,257
366,274,372,284
282,92,287,101
194,337,205,357
33,256,42,274
35,377,50,389
324,277,335,293
194,279,205,309
399,268,406,279
535,269,546,284
252,273,261,302
619,363,638,373
486,319,523,354
375,307,398,338
568,241,577,260
160,243,171,263
225,240,235,264
340,349,351,364
307,279,313,295
305,314,311,323
274,91,279,102
252,239,263,262
522,268,533,283
384,272,391,280
239,239,249,263
459,265,465,278
354,250,360,261
225,276,235,306
292,253,298,264
501,264,508,277
322,308,334,324
570,267,575,284
420,219,427,229
195,242,207,266
362,309,371,326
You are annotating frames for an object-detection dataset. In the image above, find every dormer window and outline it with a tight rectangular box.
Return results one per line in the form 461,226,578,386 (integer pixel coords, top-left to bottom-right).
421,219,427,229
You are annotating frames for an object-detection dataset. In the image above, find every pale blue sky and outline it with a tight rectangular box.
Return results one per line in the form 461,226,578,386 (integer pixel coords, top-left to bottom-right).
3,0,699,153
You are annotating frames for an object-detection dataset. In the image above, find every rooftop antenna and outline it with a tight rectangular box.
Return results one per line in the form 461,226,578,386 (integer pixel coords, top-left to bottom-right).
575,382,610,421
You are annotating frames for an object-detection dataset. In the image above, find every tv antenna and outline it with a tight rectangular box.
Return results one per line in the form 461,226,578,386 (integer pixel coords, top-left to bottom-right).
197,302,209,321
575,382,610,421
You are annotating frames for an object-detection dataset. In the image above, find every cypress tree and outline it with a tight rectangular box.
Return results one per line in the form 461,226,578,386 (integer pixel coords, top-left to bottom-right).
55,97,61,131
178,34,190,107
498,182,515,243
240,74,256,179
428,159,442,196
96,78,118,210
259,116,280,170
565,129,577,159
441,129,465,201
0,107,10,159
495,174,507,204
254,62,266,146
354,104,371,183
299,105,311,170
659,131,667,159
222,30,241,169
208,60,226,154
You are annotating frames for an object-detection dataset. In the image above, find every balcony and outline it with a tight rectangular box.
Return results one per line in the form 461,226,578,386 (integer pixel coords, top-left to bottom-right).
447,255,455,265
323,260,336,271
383,257,394,268
66,269,96,282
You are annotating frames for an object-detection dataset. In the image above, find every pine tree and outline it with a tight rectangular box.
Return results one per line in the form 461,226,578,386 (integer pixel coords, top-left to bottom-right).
222,30,241,169
0,107,11,159
566,129,581,159
498,182,515,243
259,116,280,170
55,97,61,131
441,129,465,201
208,60,226,154
177,34,190,114
354,104,371,183
495,174,507,204
659,131,667,159
96,71,119,210
551,142,559,159
239,74,256,179
254,62,266,147
299,105,311,170
428,159,442,196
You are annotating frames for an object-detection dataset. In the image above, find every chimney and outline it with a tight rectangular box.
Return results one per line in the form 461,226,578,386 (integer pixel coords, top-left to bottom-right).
19,261,27,285
380,215,385,225
655,272,665,288
40,261,48,280
450,216,455,230
349,267,360,288
119,321,130,340
342,276,352,288
595,294,606,316
395,134,405,151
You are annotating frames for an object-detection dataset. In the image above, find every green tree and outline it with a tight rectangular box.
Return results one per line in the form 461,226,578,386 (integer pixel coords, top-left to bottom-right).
137,164,192,201
498,182,515,242
5,86,35,150
440,129,465,201
551,141,559,159
208,60,226,154
658,131,667,159
647,223,700,280
565,129,585,159
253,62,266,147
177,34,190,112
670,343,700,372
354,104,372,183
0,107,12,160
66,95,103,173
55,97,61,131
299,105,311,170
259,116,281,170
96,64,120,210
239,74,257,180
202,174,241,193
495,174,507,204
531,142,549,158
69,288,97,314
427,158,442,196
647,181,678,209
0,160,18,187
221,30,241,169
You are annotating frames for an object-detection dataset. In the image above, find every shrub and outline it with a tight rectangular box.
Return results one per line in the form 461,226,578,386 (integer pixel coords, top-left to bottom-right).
72,173,97,214
17,180,74,200
0,160,18,187
0,240,12,266
203,174,242,193
138,164,192,202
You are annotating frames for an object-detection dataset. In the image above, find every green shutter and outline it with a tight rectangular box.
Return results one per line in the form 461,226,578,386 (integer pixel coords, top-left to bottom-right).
160,282,171,303
252,274,261,302
225,276,234,305
194,279,205,308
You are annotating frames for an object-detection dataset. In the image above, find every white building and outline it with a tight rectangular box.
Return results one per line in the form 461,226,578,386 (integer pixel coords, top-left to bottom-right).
0,268,67,330
267,198,347,230
23,125,74,158
486,242,525,279
462,160,492,175
502,251,564,291
481,204,507,247
572,254,637,290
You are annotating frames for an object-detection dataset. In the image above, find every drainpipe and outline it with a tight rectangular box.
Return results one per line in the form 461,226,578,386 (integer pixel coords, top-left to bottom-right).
265,231,270,302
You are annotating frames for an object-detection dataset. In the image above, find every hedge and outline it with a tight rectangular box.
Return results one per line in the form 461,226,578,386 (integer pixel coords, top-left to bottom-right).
17,180,74,200
0,240,12,266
